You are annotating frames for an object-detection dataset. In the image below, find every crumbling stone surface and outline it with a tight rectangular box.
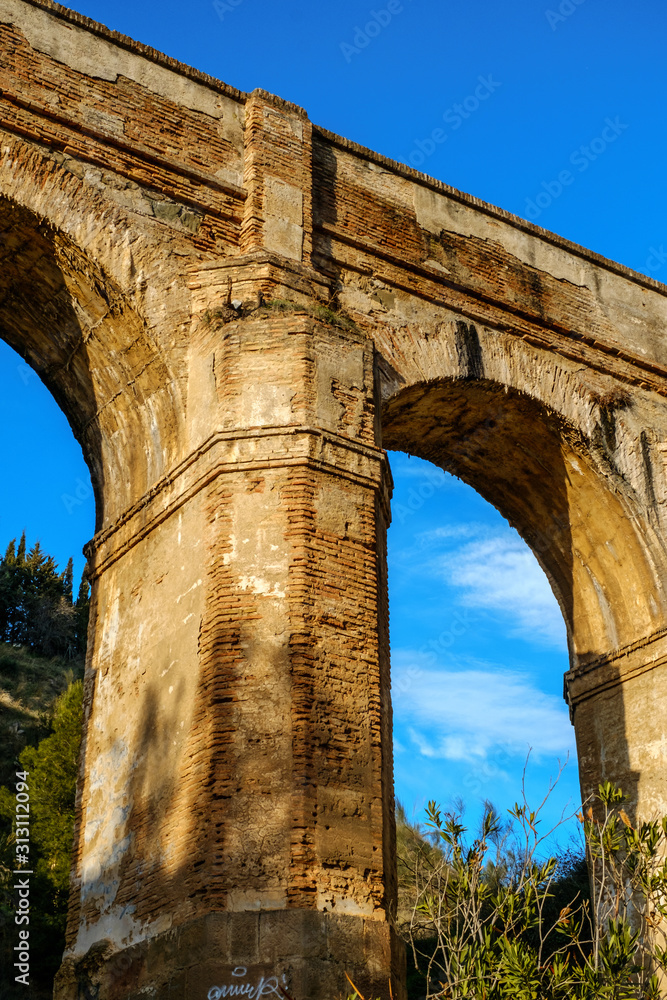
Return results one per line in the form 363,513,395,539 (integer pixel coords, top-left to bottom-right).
1,2,667,998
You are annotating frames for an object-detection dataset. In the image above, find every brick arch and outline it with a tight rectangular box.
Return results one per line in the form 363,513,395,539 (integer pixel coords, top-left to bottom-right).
0,137,191,528
381,374,667,665
374,306,667,843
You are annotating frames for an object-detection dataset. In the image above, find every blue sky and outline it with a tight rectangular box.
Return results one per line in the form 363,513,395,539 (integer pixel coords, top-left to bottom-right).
2,0,666,841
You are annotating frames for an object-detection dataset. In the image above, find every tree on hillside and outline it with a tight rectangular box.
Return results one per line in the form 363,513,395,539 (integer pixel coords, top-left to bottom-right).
0,532,89,658
15,680,83,900
398,779,667,1000
0,533,88,997
0,680,84,998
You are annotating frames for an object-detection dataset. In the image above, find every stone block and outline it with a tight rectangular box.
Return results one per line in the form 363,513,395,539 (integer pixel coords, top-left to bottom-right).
325,913,367,967
258,909,327,962
229,911,260,964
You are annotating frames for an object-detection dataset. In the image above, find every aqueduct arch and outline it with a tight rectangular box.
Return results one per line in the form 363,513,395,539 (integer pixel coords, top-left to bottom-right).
382,371,667,665
2,2,667,998
0,148,191,525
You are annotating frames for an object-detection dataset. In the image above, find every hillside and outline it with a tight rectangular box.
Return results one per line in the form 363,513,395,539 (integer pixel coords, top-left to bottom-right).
0,534,88,999
0,642,83,787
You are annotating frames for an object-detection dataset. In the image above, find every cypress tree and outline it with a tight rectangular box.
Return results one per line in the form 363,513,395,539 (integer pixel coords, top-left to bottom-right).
75,569,90,655
0,535,84,657
61,557,74,603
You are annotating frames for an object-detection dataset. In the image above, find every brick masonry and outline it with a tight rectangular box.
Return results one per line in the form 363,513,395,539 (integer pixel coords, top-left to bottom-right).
2,2,667,998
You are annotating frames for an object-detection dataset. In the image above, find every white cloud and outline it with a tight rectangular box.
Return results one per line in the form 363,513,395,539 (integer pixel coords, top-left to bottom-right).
392,655,574,766
433,530,567,648
389,454,448,482
420,523,480,542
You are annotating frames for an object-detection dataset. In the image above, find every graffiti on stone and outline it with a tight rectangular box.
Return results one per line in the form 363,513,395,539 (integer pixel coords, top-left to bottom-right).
207,966,290,999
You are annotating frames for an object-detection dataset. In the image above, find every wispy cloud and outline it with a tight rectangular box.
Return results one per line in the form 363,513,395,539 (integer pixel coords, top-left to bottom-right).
393,655,574,765
445,534,566,646
415,525,567,648
388,456,450,485
421,523,480,542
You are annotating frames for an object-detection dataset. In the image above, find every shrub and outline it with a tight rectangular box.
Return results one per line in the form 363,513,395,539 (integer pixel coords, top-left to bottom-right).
401,779,667,999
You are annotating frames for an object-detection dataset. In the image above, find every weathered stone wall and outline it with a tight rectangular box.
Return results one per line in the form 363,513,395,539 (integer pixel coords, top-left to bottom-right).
1,1,667,998
309,133,667,824
57,308,399,1000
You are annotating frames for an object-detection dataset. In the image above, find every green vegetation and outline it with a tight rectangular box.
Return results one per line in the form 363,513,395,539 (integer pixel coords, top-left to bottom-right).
204,294,362,335
0,531,89,659
0,682,84,998
0,643,82,789
0,534,87,1000
5,681,84,901
397,779,667,999
258,297,362,334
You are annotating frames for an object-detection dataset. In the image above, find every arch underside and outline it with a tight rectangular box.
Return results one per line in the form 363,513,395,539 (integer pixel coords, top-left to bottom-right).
0,187,183,530
381,377,667,667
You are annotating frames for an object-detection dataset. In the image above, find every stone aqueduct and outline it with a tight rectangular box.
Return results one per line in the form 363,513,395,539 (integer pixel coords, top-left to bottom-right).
2,1,667,997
